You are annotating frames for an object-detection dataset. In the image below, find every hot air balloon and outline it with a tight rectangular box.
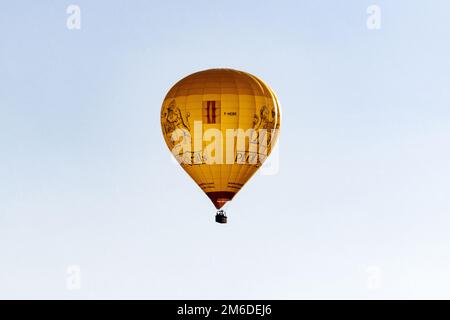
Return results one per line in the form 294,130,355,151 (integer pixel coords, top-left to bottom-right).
160,69,281,223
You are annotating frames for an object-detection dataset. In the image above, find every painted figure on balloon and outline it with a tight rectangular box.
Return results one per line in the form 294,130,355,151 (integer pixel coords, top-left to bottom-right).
252,105,279,160
161,99,191,148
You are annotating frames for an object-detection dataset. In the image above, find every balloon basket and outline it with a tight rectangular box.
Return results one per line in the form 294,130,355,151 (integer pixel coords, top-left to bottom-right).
215,210,227,224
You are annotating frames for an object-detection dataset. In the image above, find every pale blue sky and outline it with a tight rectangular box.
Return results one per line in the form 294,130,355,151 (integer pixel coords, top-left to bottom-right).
1,0,450,299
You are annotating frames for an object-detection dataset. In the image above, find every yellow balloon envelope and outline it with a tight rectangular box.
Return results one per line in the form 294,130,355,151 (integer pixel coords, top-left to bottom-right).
160,69,281,222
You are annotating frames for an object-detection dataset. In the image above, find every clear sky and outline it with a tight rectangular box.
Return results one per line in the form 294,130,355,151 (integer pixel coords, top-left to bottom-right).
1,0,450,299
